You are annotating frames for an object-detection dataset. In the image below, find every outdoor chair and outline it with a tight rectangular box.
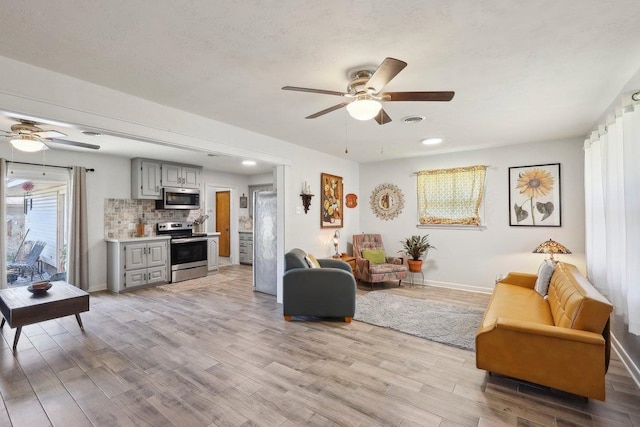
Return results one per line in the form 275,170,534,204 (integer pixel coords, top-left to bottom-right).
7,240,47,281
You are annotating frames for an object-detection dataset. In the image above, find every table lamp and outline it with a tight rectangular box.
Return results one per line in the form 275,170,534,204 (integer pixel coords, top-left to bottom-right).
332,230,340,257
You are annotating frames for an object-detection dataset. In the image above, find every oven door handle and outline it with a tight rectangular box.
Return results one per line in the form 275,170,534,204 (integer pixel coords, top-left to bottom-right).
171,237,208,244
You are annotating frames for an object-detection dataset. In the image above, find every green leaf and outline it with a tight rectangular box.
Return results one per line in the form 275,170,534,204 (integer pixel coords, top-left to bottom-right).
536,202,554,221
514,203,528,222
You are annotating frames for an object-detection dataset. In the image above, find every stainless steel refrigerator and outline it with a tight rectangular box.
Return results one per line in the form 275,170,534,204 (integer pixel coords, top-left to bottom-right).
253,190,277,295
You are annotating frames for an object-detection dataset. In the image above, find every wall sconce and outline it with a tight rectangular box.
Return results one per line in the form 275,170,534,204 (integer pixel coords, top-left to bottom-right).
332,230,341,257
300,181,313,214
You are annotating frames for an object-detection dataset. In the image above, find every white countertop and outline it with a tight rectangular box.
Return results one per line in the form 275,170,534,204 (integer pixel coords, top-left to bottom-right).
105,235,172,243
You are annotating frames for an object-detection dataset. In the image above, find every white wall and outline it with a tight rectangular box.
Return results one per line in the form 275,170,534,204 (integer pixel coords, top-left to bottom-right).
0,56,361,298
359,138,585,292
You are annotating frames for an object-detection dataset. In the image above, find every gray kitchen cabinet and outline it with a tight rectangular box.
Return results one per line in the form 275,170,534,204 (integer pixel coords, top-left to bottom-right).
131,158,162,199
207,235,219,271
107,238,170,293
239,231,253,265
162,163,200,189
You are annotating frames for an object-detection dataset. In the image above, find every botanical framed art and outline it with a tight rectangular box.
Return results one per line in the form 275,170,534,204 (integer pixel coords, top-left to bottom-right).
509,163,561,227
320,173,343,228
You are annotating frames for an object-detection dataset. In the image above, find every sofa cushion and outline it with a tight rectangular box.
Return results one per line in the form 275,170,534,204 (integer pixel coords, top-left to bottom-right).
369,263,407,274
481,282,555,329
305,254,321,268
534,260,556,296
362,249,386,264
547,263,613,333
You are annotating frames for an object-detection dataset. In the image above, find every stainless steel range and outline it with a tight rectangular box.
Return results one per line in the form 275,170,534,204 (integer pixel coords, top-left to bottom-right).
157,222,208,282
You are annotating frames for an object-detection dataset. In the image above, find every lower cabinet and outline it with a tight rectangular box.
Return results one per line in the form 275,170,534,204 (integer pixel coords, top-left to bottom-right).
107,238,170,293
239,232,253,265
207,235,219,271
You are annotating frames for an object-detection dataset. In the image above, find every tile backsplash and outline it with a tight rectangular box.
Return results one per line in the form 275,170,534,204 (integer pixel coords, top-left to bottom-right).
104,199,203,238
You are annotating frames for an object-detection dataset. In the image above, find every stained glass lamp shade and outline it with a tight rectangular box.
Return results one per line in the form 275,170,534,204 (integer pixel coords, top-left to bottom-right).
532,239,571,261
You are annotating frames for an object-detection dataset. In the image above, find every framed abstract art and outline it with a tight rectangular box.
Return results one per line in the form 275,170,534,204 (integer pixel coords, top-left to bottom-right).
320,173,343,228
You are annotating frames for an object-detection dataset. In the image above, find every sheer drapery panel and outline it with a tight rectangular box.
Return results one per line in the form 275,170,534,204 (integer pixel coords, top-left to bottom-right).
584,103,640,335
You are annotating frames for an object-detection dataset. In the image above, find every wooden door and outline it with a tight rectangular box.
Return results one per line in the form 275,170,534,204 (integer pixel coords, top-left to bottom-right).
216,191,231,257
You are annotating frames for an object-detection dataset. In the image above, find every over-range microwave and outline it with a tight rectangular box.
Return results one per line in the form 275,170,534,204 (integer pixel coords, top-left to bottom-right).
156,187,200,210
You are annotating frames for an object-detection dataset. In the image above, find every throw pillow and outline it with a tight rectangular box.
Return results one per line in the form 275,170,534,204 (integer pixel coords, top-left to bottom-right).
361,249,386,264
534,259,556,296
305,254,321,269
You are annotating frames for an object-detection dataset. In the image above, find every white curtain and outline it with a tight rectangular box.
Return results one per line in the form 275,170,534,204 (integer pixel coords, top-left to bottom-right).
0,159,6,289
584,102,640,335
68,166,89,290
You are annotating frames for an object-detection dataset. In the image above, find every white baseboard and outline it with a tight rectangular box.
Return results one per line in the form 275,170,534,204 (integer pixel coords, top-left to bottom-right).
611,333,640,391
88,283,107,293
410,278,493,295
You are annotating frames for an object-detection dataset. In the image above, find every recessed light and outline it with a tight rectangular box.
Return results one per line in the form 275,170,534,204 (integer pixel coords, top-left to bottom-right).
421,137,443,145
242,160,256,166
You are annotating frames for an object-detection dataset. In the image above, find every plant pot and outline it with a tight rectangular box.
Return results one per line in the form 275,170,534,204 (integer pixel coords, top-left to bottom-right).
407,259,423,273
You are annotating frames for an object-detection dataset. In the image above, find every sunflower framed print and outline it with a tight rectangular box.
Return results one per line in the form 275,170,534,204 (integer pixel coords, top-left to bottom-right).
509,163,561,227
320,173,343,228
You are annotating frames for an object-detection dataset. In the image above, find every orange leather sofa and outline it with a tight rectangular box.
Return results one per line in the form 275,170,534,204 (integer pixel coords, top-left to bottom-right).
476,262,613,400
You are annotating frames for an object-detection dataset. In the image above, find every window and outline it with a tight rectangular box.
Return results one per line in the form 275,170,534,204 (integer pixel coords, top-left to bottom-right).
5,164,70,286
416,165,487,226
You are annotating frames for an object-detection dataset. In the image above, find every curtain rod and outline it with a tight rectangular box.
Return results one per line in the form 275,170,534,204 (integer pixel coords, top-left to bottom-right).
411,164,490,175
7,161,95,172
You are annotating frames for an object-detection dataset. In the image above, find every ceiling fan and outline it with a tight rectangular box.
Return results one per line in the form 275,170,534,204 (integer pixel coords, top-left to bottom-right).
282,57,454,125
0,119,100,152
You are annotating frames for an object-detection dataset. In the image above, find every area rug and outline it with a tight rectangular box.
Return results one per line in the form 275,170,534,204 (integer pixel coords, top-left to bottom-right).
354,292,484,351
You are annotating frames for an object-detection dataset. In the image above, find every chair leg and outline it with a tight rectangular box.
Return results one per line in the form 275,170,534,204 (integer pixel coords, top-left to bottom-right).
284,315,292,322
344,317,352,323
398,280,402,287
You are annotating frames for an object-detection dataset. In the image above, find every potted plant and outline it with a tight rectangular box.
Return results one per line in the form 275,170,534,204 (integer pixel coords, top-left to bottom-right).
399,235,436,272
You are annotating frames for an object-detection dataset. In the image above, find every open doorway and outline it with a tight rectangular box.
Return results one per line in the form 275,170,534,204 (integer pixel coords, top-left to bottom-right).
5,164,69,287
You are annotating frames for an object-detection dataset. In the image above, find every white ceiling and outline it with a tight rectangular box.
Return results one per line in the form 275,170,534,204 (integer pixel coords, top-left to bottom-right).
1,1,640,167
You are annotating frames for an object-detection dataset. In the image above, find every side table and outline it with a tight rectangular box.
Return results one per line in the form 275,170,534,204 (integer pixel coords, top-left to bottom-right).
334,255,356,274
0,281,89,351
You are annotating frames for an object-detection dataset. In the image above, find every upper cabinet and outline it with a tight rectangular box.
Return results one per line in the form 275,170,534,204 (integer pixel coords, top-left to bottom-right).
161,163,200,189
131,158,202,199
131,158,162,199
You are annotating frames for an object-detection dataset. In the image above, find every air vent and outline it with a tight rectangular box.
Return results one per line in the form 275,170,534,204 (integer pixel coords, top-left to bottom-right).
81,131,102,137
402,115,425,124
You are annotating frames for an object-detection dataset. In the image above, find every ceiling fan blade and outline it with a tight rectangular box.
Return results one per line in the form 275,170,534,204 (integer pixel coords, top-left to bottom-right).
365,57,408,94
282,86,347,97
35,130,67,138
383,91,455,102
305,102,350,119
48,138,100,150
374,109,392,125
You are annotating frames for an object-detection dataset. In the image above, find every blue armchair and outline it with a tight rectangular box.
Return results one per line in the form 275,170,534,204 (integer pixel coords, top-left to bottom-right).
283,248,356,323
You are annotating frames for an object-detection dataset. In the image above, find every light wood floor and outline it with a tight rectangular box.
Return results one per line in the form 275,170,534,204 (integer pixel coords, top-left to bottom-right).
1,265,639,427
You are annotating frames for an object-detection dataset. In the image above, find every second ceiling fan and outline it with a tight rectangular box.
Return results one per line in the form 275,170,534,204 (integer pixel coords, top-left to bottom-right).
282,57,454,125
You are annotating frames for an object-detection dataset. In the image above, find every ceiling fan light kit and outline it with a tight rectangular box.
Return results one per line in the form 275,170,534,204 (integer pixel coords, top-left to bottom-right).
10,135,46,152
283,57,454,125
346,98,382,121
2,119,101,152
